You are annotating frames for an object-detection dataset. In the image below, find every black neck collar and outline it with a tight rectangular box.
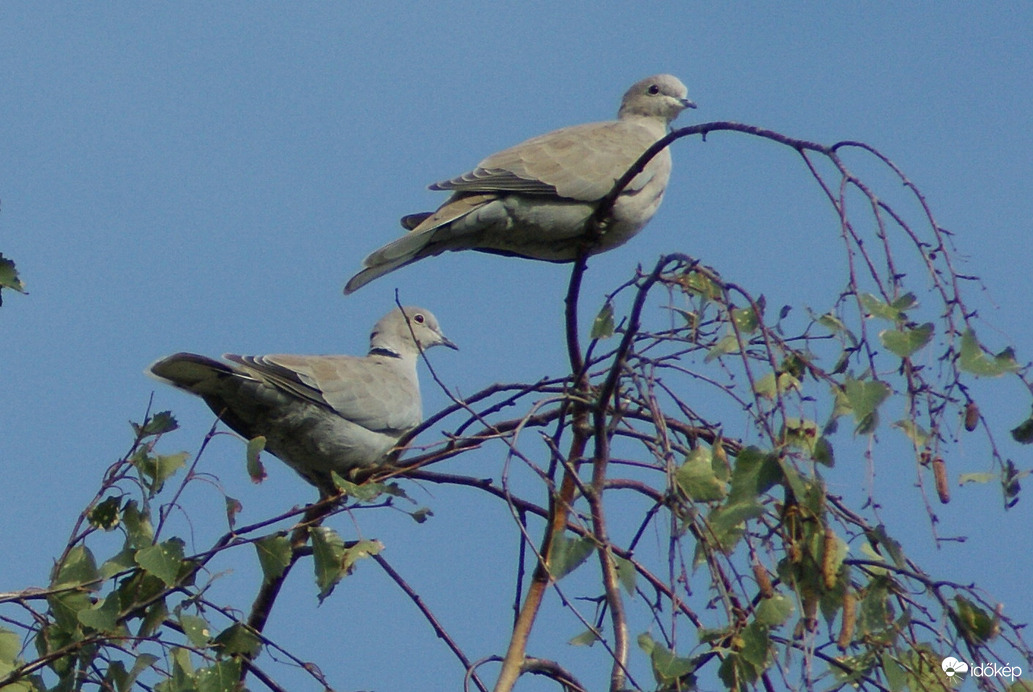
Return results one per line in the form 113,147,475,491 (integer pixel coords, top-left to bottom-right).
369,346,402,359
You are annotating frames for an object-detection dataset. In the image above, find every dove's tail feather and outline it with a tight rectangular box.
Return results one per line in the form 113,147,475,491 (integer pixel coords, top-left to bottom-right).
400,212,433,230
344,227,441,294
147,352,235,393
148,353,264,441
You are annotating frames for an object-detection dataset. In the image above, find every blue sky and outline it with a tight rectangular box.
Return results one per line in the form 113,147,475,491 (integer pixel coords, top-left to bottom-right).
2,4,1032,690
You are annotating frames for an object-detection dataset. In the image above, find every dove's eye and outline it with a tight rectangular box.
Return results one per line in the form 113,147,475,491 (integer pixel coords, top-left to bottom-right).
414,314,426,324
648,84,660,95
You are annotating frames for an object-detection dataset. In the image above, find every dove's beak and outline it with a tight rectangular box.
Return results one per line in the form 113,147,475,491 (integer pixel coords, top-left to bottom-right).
681,98,697,109
440,336,459,351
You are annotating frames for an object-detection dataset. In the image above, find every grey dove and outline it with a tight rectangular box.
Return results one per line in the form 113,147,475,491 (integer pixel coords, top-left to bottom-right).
148,307,456,495
344,74,695,294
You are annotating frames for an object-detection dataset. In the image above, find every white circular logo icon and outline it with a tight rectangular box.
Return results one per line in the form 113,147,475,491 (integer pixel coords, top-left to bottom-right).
941,657,969,678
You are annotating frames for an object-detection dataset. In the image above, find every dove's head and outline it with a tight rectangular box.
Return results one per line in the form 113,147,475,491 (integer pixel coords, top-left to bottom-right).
618,74,696,123
370,306,458,357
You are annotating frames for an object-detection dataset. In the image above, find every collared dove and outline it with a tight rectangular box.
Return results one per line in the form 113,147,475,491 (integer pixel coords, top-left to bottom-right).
344,74,695,294
148,306,456,494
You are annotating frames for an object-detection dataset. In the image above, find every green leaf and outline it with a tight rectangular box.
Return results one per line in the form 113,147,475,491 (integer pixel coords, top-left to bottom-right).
104,660,128,691
704,500,764,554
843,378,891,434
99,548,136,580
731,304,760,333
776,458,809,506
255,534,293,583
169,646,194,679
893,419,930,447
124,656,161,689
123,500,155,549
864,525,905,568
1011,414,1033,444
225,496,242,529
755,594,794,627
0,254,26,294
76,593,122,633
115,570,167,618
728,447,782,503
197,659,242,692
753,371,801,399
641,633,696,685
705,333,740,362
824,386,852,434
330,473,388,501
1003,460,1024,508
780,418,818,453
675,447,727,502
131,450,188,494
548,534,594,580
136,538,186,587
890,292,918,311
51,545,100,588
813,436,835,467
679,269,722,300
816,311,858,346
881,652,906,691
0,626,23,672
613,555,637,596
132,411,179,438
860,293,903,321
740,621,772,668
179,614,212,648
857,576,893,637
138,599,168,640
88,496,122,531
410,507,433,523
590,301,615,339
953,596,996,645
212,623,262,657
959,328,1021,377
341,540,382,576
719,651,759,688
879,322,934,358
958,472,996,485
569,628,601,647
310,530,382,602
47,589,93,631
246,436,267,483
671,306,699,330
311,526,347,601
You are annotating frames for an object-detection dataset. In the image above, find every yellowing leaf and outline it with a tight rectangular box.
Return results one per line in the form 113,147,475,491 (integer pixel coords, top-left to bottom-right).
590,301,615,339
